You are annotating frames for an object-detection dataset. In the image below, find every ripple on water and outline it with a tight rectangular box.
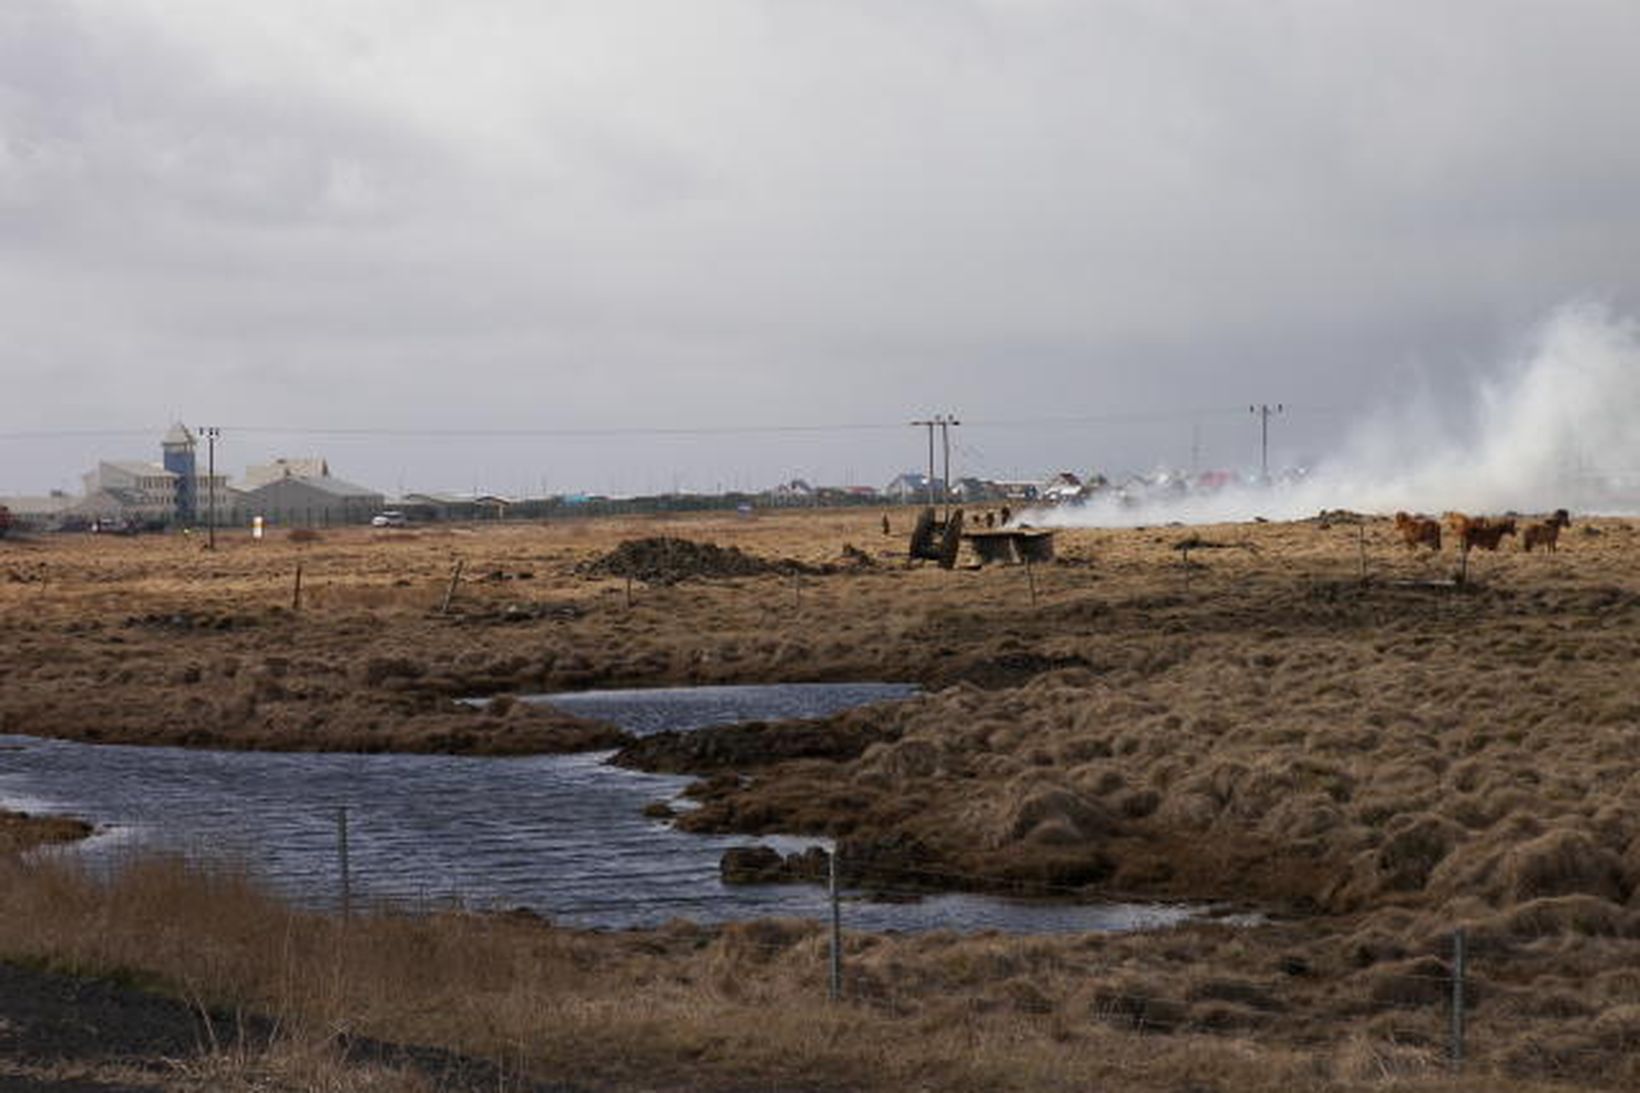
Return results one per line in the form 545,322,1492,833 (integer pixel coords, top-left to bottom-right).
0,683,1227,934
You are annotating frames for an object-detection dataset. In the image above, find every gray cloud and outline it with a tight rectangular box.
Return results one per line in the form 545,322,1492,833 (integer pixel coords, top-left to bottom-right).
5,0,1640,496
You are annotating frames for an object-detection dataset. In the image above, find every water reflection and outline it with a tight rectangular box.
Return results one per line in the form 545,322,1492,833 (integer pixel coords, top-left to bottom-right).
0,684,1213,934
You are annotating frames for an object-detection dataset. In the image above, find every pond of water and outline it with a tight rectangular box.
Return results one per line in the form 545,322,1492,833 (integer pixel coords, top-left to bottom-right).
0,683,1214,934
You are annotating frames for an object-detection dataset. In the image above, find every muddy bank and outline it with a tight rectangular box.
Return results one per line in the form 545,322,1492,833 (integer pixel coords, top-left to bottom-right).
0,808,92,854
612,706,901,773
0,660,628,754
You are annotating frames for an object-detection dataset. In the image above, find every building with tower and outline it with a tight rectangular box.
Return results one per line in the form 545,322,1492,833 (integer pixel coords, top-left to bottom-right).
70,424,233,528
161,422,197,523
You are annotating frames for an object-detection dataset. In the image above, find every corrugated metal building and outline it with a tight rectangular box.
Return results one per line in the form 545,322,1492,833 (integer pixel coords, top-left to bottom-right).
240,475,384,527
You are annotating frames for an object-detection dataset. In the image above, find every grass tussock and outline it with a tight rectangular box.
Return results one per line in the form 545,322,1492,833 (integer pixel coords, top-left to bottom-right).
8,510,1640,1087
0,852,1604,1092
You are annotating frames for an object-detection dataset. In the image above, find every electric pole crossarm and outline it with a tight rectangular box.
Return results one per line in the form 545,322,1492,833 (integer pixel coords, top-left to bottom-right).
910,419,937,506
204,426,221,550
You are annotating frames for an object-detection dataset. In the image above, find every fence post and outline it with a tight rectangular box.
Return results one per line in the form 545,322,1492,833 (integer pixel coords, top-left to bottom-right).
440,559,464,615
829,847,842,1002
292,563,304,611
1450,927,1466,1070
337,805,352,922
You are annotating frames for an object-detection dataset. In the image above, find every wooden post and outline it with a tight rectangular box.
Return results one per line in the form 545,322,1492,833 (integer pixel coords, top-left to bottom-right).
829,847,842,1002
292,564,304,611
624,575,633,609
337,805,352,922
1025,554,1038,607
1450,928,1466,1070
440,559,465,615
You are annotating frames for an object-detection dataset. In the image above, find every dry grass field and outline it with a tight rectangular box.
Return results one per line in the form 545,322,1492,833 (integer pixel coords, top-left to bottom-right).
3,505,1640,1090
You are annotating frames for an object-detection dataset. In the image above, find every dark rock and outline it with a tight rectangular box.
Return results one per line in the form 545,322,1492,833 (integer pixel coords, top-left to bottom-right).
720,845,786,883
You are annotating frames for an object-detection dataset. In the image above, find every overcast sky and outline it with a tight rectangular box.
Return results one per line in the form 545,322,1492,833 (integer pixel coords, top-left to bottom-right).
4,1,1640,498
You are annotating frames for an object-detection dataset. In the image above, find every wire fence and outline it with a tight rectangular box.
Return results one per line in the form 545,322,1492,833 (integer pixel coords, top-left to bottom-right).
52,807,1640,1087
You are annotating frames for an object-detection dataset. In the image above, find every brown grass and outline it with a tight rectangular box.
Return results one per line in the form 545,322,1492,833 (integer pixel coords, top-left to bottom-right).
5,508,1640,1087
0,853,1592,1092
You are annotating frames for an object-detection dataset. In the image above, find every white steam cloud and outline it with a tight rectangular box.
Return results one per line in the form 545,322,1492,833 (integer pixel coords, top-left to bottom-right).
1029,303,1640,528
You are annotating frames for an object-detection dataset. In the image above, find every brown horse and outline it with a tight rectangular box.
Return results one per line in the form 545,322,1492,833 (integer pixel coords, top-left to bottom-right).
1393,511,1441,551
1522,509,1572,553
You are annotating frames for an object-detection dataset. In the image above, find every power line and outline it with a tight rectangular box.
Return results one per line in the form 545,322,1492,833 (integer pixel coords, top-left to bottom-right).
0,428,162,441
0,406,1351,444
223,422,909,439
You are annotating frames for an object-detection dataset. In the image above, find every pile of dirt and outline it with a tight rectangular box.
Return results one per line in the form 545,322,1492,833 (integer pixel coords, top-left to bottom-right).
580,537,809,584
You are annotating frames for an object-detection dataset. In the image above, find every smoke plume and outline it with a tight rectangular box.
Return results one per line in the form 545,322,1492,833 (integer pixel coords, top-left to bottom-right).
1030,303,1640,527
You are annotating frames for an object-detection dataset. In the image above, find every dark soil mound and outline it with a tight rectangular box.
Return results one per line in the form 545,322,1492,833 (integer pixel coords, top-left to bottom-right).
581,537,812,585
0,960,581,1092
613,711,901,773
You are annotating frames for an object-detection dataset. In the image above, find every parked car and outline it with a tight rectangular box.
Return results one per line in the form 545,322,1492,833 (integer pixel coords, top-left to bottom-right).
371,511,408,528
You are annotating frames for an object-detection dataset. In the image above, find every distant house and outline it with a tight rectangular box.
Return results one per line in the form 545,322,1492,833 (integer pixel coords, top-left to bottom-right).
242,458,331,489
241,475,384,527
1040,472,1084,503
883,472,943,503
950,477,1000,503
767,479,815,505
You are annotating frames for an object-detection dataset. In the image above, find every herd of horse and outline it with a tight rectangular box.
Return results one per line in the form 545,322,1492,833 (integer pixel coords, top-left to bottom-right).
1392,508,1573,554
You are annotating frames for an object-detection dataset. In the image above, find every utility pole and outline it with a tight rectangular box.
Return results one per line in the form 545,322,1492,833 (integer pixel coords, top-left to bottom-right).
911,415,960,514
910,418,937,506
204,426,221,550
937,414,959,521
1249,404,1283,482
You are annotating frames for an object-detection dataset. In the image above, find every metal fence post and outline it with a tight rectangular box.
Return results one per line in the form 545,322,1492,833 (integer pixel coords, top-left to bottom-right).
338,805,352,921
829,847,842,1002
1450,927,1466,1070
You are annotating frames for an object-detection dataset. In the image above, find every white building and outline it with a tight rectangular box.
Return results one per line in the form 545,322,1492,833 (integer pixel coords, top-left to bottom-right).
242,458,331,489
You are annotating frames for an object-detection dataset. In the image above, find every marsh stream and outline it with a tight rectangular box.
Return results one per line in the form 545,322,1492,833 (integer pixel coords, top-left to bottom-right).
0,683,1208,933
